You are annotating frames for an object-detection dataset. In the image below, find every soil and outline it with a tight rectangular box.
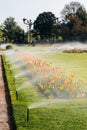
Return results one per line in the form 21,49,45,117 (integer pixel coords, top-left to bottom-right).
0,52,16,130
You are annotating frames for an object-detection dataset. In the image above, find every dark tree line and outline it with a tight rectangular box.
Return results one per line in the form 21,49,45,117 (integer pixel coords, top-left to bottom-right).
60,2,87,41
0,1,87,44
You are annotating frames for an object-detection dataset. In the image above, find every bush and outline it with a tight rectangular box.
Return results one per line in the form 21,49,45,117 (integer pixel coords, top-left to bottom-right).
6,44,13,49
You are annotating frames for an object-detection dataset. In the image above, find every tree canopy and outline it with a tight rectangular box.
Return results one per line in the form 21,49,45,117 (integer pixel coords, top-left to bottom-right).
0,1,87,43
3,17,24,43
34,12,56,40
60,1,87,41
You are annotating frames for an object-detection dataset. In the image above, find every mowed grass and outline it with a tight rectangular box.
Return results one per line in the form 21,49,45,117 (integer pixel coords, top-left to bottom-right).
3,45,87,130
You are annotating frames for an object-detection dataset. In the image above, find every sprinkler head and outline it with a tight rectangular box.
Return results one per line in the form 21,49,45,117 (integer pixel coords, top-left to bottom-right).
10,69,12,74
8,63,10,68
27,107,30,122
16,89,18,100
14,77,15,84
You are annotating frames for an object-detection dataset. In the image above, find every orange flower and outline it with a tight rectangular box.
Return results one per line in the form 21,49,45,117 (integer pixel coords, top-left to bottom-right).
64,81,70,86
50,80,55,84
79,78,84,82
44,74,48,78
69,87,75,92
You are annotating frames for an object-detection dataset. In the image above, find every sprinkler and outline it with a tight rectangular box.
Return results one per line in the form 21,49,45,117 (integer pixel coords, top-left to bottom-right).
10,69,12,74
8,63,10,68
4,59,6,65
16,89,18,100
14,77,15,84
27,107,30,122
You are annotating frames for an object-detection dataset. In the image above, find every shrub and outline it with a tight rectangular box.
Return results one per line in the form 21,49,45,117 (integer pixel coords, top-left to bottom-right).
6,44,13,49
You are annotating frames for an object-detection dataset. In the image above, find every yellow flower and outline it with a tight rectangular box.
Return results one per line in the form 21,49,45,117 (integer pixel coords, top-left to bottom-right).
49,77,53,81
76,93,85,98
49,86,54,89
54,74,59,79
44,89,50,94
59,86,64,90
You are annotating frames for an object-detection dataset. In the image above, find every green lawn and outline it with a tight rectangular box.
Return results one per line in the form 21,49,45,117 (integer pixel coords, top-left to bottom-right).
3,46,87,130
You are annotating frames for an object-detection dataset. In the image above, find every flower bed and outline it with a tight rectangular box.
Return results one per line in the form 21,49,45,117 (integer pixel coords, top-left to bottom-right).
15,51,87,99
63,48,87,53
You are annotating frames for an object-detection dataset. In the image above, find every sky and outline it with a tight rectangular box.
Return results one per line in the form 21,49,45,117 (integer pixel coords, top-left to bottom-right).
0,0,87,31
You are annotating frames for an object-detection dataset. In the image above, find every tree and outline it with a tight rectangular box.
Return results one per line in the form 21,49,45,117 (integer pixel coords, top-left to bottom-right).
34,12,56,41
76,7,87,26
14,25,24,43
0,25,4,43
61,1,87,41
61,2,82,21
3,17,24,43
3,17,17,42
51,18,62,42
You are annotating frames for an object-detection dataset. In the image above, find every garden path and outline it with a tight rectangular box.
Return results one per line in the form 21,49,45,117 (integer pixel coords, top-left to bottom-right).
0,52,10,130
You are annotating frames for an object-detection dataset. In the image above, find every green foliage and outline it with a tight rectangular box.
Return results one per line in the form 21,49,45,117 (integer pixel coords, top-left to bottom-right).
34,12,56,40
14,25,24,43
61,1,87,41
3,17,17,42
3,17,24,43
76,6,87,25
1,1,87,42
6,44,13,49
61,2,82,20
0,25,4,43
